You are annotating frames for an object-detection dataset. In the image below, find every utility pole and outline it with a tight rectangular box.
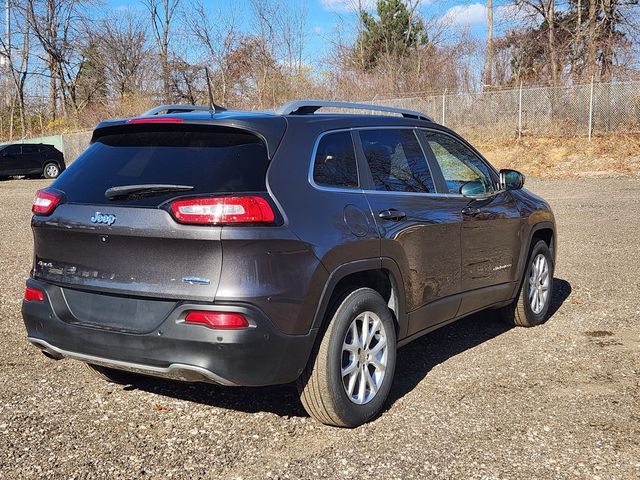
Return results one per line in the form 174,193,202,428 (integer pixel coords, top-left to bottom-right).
484,0,494,88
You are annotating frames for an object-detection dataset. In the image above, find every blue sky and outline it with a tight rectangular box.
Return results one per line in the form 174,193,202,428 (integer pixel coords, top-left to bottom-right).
103,0,515,63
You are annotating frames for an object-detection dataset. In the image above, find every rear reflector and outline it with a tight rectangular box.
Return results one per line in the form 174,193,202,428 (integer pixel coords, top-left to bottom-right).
184,311,249,329
24,286,45,302
169,196,275,225
32,189,62,216
127,117,184,124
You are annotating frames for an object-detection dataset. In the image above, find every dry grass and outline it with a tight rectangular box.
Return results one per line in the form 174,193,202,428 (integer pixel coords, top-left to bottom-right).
470,133,640,178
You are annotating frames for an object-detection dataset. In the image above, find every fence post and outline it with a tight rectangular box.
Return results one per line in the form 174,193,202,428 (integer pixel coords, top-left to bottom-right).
441,89,447,125
588,75,594,141
518,81,523,139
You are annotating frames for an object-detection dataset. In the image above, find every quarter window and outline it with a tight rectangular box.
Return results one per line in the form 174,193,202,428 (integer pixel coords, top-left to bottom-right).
312,132,359,189
359,129,434,193
423,132,495,195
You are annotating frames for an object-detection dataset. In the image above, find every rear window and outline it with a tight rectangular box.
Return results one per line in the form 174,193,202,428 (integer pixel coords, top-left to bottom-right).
52,125,269,206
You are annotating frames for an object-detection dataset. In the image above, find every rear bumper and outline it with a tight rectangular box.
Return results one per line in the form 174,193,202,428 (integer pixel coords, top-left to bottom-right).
22,279,316,387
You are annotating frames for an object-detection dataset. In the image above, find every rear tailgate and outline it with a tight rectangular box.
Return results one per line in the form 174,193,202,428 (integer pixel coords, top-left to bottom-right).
32,204,222,301
31,122,279,304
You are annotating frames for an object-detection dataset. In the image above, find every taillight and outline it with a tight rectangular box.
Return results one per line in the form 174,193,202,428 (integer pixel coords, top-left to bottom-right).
184,311,249,329
32,189,62,216
169,196,275,225
24,286,45,302
127,117,184,124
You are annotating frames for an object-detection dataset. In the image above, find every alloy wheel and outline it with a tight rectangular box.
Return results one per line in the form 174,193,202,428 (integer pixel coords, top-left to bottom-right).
529,253,550,314
341,311,388,405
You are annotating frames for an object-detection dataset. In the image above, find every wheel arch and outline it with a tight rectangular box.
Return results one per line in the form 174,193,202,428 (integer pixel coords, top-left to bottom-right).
512,221,556,298
310,258,408,339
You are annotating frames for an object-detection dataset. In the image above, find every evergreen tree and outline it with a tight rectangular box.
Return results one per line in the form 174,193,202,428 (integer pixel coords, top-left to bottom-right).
353,0,429,71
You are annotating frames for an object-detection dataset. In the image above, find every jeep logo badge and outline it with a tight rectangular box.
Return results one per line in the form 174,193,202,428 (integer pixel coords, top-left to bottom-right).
90,212,116,226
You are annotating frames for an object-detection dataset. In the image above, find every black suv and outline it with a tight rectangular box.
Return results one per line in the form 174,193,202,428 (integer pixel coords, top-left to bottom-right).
0,143,65,179
22,101,556,427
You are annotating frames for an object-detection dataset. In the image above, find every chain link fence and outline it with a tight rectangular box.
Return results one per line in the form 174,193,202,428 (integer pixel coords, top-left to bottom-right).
379,80,640,139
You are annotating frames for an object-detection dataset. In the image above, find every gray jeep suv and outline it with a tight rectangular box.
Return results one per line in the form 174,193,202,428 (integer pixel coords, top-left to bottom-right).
22,101,556,427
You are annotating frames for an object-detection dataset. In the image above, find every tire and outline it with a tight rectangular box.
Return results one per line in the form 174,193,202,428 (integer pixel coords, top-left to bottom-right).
297,288,397,427
85,363,144,385
43,162,60,179
500,239,554,327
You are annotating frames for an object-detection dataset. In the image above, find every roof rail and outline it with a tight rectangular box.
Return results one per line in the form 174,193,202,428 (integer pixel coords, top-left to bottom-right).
275,100,432,122
142,104,224,116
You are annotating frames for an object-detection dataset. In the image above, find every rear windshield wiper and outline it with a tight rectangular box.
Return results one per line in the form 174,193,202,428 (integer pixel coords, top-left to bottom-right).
105,184,194,200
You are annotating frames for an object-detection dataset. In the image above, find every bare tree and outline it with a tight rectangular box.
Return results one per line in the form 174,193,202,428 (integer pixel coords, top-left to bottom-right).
142,0,180,102
0,0,31,137
513,0,560,84
23,0,93,117
187,1,239,105
95,12,148,98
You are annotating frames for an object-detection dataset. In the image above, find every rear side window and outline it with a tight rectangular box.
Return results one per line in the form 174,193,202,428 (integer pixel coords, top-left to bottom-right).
52,125,269,206
22,145,37,154
359,129,435,193
312,131,358,189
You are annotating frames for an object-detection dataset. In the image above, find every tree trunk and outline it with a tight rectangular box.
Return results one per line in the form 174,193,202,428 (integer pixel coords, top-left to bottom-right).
48,59,57,120
587,0,597,78
547,0,559,85
600,0,614,80
484,0,494,87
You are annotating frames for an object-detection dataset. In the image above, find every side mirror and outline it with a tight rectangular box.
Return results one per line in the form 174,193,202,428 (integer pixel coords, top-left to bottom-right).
500,169,525,190
459,180,487,198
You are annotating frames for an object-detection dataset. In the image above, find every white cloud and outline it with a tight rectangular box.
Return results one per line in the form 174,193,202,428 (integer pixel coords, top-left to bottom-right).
495,4,532,27
319,0,377,13
440,3,486,27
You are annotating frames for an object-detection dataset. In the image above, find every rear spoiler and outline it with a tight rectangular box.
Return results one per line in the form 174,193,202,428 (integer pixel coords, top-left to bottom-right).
92,116,287,159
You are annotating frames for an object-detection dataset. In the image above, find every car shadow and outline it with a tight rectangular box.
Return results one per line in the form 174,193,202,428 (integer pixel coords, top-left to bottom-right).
124,278,571,419
386,277,571,408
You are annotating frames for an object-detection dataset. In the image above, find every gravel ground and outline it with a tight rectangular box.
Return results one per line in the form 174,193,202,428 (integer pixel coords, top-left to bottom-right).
0,176,639,479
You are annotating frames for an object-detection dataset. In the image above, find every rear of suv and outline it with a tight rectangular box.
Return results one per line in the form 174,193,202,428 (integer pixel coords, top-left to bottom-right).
22,101,556,427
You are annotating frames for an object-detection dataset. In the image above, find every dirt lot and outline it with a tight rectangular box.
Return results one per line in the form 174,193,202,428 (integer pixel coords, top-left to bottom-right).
0,176,639,479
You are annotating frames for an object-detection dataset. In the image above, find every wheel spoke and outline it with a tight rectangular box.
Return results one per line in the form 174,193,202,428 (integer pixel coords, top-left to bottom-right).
368,355,386,374
357,367,366,403
369,335,387,356
342,339,358,353
360,313,369,349
350,322,359,348
365,317,379,349
342,359,358,377
346,369,358,397
364,368,377,397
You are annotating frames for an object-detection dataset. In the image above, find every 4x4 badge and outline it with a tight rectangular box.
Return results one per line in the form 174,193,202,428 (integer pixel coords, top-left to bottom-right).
90,212,116,226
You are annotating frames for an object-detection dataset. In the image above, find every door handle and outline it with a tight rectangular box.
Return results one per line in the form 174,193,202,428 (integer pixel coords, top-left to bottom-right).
379,209,406,221
461,206,481,216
